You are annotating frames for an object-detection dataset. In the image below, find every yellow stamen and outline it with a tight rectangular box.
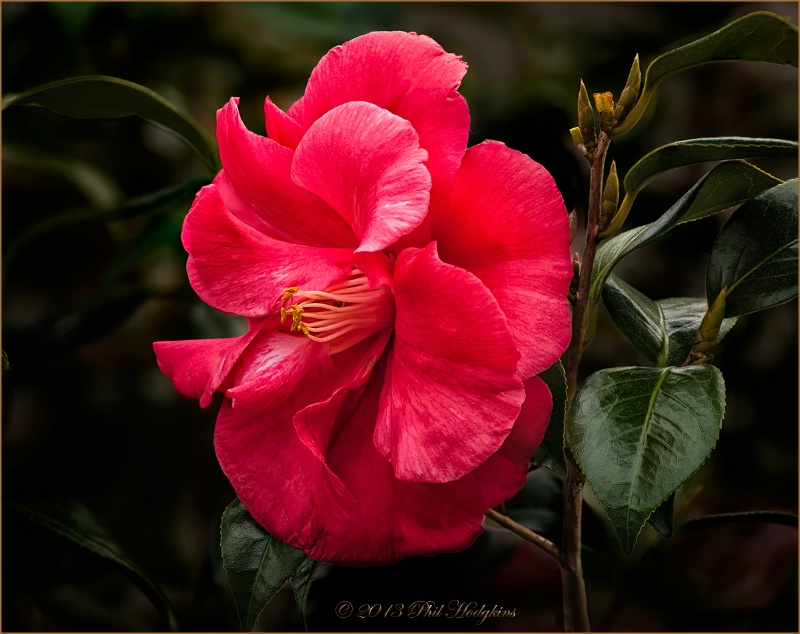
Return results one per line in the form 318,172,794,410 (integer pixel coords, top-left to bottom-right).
279,269,394,354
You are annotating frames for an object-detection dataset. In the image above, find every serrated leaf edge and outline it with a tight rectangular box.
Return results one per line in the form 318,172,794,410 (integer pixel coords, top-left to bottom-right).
571,366,726,555
220,499,303,632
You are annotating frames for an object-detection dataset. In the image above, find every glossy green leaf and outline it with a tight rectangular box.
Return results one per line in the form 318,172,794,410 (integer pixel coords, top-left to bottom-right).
614,11,798,136
648,493,675,539
6,499,179,630
602,275,738,366
602,276,666,364
292,559,321,631
707,179,799,316
221,497,310,632
623,137,797,201
531,361,568,477
3,75,220,172
658,297,738,365
568,365,725,555
590,161,781,305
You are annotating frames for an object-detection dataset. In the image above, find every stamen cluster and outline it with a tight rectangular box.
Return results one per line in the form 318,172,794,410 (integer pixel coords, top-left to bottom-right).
280,269,395,354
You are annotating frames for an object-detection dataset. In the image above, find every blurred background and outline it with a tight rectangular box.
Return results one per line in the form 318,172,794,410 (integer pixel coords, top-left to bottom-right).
3,2,797,631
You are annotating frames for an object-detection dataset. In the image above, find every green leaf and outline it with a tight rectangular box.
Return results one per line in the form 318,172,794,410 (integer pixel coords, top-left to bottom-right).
6,499,179,631
590,161,781,305
602,275,738,366
602,276,666,364
707,179,799,316
614,11,798,136
221,497,310,632
568,365,725,555
659,297,739,365
623,137,797,202
648,493,675,539
531,361,568,477
292,559,321,631
3,75,220,172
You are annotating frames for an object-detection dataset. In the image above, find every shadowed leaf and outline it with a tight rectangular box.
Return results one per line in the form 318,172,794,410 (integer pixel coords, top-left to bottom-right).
568,365,725,555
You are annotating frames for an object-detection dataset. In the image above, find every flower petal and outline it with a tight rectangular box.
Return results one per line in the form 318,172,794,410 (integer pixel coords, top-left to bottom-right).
291,101,431,253
153,326,260,408
216,97,357,248
215,398,358,552
306,369,551,564
183,184,354,317
373,242,525,483
300,31,469,199
292,328,392,464
216,328,390,554
263,96,304,149
434,141,573,378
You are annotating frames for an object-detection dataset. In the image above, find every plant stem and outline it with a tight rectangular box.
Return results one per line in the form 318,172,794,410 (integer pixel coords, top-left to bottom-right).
560,129,611,632
564,130,610,400
484,508,562,561
560,460,590,631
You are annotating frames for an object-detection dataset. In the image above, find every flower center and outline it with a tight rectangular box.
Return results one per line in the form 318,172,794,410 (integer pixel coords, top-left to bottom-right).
280,269,394,354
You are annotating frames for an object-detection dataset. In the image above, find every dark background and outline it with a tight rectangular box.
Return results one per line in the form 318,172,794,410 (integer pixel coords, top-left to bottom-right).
3,2,797,631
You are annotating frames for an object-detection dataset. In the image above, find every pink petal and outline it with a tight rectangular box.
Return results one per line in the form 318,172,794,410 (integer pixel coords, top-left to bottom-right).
225,329,331,410
306,369,551,565
291,101,431,253
215,398,358,552
183,184,354,317
153,326,260,408
263,96,304,149
373,242,525,483
300,31,469,199
434,141,573,378
216,97,357,248
216,329,391,553
293,328,392,464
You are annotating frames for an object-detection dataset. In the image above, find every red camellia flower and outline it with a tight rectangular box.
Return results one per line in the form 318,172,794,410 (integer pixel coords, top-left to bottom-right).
154,31,572,564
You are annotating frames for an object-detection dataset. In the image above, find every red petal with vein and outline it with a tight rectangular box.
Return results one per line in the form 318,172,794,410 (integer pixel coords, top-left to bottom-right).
153,326,259,408
435,141,573,379
306,371,551,564
216,329,390,553
300,31,469,198
215,399,357,552
216,98,356,248
183,184,354,317
373,242,524,483
291,101,431,253
263,96,304,149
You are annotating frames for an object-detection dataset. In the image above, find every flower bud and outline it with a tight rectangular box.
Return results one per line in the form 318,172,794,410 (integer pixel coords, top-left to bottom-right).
577,81,597,155
594,91,616,133
689,287,727,365
614,55,641,123
599,161,619,230
593,91,614,113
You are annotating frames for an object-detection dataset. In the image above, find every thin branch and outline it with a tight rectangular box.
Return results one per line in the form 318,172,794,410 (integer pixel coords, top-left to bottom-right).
484,508,562,561
565,130,611,401
559,129,612,632
560,461,590,631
